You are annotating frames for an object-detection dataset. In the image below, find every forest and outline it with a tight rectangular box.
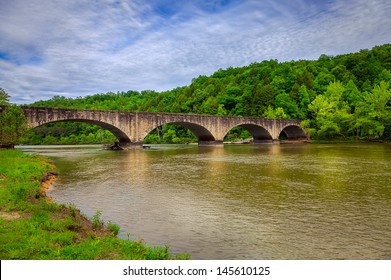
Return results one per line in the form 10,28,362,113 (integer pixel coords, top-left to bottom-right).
22,44,391,144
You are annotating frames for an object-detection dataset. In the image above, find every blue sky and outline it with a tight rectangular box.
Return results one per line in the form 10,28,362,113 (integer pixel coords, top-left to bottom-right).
0,0,390,104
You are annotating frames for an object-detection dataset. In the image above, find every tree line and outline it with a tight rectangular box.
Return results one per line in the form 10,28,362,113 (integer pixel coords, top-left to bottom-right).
2,44,391,145
0,89,26,148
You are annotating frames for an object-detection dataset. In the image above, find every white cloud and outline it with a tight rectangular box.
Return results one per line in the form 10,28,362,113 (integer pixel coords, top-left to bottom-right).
0,0,390,104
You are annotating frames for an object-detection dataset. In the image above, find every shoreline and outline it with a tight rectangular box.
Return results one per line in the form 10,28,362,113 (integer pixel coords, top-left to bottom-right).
39,171,58,200
0,149,187,260
16,138,391,150
306,140,391,144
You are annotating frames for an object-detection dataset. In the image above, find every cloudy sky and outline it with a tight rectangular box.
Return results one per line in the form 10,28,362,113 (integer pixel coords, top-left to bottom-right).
0,0,390,104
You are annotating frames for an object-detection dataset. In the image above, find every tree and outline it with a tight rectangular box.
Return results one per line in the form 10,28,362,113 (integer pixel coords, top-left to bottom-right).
275,92,300,118
0,105,27,147
313,70,335,94
0,89,27,148
352,81,391,138
0,88,10,105
250,84,275,116
298,85,311,118
343,80,362,111
263,106,288,119
308,82,353,139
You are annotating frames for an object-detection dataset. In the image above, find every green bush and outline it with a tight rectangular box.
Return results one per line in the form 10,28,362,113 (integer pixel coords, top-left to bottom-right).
92,210,104,230
107,220,120,236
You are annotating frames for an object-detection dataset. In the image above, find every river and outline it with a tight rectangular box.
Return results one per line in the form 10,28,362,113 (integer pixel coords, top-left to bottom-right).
20,143,391,259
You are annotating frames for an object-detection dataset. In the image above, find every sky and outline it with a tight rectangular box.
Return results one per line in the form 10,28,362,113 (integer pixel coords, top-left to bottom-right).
0,0,390,104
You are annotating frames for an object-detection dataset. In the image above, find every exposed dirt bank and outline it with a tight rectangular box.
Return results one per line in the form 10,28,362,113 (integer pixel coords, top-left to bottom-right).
39,171,58,200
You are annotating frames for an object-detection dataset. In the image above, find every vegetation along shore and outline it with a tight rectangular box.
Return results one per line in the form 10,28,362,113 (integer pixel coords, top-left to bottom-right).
0,149,189,259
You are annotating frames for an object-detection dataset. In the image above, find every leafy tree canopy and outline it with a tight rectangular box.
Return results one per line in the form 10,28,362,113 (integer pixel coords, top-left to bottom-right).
0,89,27,147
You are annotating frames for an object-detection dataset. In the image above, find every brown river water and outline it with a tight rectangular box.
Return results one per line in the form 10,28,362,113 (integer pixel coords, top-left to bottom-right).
20,143,391,259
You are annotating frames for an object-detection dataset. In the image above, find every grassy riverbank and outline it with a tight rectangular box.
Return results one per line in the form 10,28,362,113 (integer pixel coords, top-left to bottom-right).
0,149,187,259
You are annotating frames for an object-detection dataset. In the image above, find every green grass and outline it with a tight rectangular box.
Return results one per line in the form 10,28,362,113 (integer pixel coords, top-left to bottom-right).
0,149,189,260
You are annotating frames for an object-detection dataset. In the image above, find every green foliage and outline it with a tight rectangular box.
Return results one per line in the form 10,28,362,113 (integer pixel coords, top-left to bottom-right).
308,81,354,139
0,101,27,146
107,220,120,237
223,127,252,142
275,92,300,118
263,106,288,119
352,81,391,138
67,203,78,217
0,88,10,105
20,122,116,145
22,43,391,142
92,210,104,230
144,124,197,144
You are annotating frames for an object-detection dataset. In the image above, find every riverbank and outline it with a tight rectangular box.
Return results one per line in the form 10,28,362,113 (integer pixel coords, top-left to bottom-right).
0,149,188,259
306,139,391,144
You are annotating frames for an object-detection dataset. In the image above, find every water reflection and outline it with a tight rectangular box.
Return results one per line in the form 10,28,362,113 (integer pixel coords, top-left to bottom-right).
21,144,391,259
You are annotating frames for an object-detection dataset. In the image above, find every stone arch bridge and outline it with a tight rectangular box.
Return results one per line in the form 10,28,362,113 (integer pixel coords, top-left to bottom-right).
18,106,307,148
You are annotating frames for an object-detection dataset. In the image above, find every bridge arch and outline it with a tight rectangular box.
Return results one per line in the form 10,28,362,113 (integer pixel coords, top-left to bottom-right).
143,121,216,144
222,123,273,143
279,124,307,140
29,119,132,144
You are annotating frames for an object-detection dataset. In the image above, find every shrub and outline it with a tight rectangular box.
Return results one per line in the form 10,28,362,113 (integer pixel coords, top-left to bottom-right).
92,210,104,230
107,220,120,236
